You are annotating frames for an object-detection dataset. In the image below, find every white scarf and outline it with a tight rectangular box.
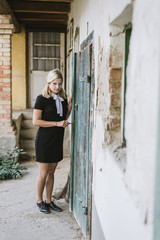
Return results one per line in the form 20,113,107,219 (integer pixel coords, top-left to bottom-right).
51,93,64,117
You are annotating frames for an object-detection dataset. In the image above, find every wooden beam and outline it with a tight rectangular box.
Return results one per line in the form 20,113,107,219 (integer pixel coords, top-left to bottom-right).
19,19,67,25
14,12,68,21
26,23,67,33
0,0,20,32
18,0,73,2
8,1,71,14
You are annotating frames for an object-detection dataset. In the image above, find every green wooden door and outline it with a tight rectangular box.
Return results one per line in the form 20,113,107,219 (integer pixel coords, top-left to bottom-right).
71,43,92,237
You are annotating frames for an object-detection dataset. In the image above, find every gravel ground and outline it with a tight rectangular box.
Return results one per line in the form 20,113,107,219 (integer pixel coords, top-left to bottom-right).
0,158,85,240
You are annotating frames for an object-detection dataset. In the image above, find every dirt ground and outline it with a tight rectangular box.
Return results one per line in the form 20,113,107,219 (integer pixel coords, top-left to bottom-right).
0,158,85,240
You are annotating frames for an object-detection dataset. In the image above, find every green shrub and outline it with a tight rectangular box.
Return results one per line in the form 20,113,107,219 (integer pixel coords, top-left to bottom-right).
0,147,27,180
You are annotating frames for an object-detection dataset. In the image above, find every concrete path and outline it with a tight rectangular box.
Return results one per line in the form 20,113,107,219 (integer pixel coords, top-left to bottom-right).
0,158,85,240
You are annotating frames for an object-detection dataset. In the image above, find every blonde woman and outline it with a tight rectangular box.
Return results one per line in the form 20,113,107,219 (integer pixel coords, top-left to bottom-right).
33,69,72,214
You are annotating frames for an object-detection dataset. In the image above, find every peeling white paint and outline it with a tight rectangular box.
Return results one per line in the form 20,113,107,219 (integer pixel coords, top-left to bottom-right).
68,0,160,239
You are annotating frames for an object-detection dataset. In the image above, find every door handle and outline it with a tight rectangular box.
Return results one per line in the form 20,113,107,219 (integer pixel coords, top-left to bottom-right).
82,206,88,215
74,104,78,111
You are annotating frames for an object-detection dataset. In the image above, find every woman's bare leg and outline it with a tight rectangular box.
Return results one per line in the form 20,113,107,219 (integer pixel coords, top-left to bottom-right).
45,162,58,203
37,162,49,203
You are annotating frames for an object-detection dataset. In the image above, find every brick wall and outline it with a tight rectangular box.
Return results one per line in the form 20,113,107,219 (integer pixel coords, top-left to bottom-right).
108,67,122,130
0,15,14,134
107,28,124,132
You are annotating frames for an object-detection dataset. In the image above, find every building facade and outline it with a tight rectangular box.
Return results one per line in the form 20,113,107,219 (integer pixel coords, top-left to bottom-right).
0,0,160,239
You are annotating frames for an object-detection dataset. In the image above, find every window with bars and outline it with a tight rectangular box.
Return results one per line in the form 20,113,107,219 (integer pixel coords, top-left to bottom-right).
33,32,61,71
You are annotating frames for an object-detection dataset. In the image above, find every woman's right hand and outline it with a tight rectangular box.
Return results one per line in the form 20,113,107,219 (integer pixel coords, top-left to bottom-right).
57,120,69,128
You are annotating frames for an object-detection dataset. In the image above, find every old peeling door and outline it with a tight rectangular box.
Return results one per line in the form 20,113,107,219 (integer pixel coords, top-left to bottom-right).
71,43,93,237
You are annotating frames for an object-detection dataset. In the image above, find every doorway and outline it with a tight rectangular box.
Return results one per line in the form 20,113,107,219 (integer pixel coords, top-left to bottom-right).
70,32,94,237
28,32,65,107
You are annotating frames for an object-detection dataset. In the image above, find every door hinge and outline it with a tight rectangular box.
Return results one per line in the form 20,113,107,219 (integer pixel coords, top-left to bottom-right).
82,206,88,215
80,75,91,83
74,104,78,111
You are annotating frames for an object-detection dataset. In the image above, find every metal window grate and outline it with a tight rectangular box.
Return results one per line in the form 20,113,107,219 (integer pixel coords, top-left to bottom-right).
33,32,60,71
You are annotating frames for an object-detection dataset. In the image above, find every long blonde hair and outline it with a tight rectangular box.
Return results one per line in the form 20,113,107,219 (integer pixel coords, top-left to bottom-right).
42,69,66,99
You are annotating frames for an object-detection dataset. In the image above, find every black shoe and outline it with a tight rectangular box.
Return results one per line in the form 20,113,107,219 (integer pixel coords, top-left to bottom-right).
45,201,62,212
37,201,50,214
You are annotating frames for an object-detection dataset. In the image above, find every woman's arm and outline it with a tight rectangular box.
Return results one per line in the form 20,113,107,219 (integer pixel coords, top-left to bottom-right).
66,96,72,120
33,109,69,128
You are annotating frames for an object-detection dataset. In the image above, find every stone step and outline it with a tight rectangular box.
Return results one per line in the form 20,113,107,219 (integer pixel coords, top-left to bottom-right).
20,139,35,150
20,128,37,140
24,149,36,157
22,111,33,120
21,119,37,129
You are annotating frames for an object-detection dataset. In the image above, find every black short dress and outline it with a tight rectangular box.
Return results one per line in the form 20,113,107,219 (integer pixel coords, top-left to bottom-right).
34,95,68,163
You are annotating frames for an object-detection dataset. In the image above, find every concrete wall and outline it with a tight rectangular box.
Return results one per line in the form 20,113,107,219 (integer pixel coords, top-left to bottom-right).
12,25,26,109
69,0,160,239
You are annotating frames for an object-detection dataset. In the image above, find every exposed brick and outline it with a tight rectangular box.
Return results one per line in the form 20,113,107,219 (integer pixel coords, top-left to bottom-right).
0,74,11,78
3,87,11,92
3,104,11,109
0,15,11,20
115,82,121,88
0,30,5,34
0,82,11,87
3,113,11,118
0,118,10,123
3,78,10,83
110,94,121,107
2,19,11,24
109,56,113,67
0,47,10,53
0,109,6,114
109,82,115,92
109,68,122,81
4,122,12,127
0,38,10,43
0,56,10,61
108,117,121,130
0,92,10,97
0,100,10,105
109,81,121,92
110,106,121,115
3,70,11,74
0,65,10,70
3,35,10,39
3,52,10,57
2,43,10,48
3,61,10,65
0,24,14,29
4,29,13,34
0,27,12,133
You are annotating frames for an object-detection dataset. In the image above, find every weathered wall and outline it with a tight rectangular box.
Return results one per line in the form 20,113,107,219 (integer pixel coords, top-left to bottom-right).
12,25,26,109
0,14,16,149
125,0,160,228
69,0,159,239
